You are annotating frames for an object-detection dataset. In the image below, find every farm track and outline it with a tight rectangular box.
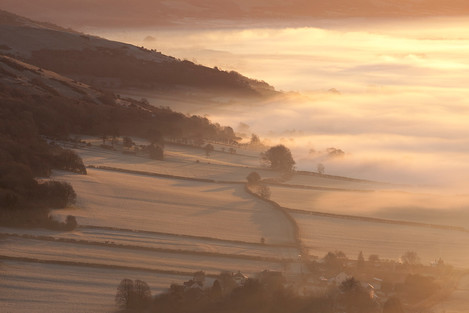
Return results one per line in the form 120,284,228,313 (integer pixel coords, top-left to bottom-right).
0,231,295,263
244,184,303,254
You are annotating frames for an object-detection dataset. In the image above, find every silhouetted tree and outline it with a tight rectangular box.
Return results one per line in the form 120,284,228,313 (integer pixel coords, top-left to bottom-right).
317,163,325,174
250,134,261,145
262,145,295,172
357,251,365,269
210,280,222,299
368,254,380,263
123,136,134,149
65,215,77,230
324,251,347,272
338,277,377,313
116,278,135,310
148,144,164,160
401,250,420,265
134,279,152,309
246,171,261,185
204,143,214,156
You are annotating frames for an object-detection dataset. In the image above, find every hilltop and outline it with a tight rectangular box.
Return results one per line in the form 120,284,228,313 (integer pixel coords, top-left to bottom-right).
0,10,276,98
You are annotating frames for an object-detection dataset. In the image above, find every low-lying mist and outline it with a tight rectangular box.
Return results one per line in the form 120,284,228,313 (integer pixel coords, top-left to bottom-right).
96,17,469,189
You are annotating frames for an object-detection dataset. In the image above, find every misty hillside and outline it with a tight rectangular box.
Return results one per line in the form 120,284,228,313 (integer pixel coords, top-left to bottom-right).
0,10,276,97
0,54,238,142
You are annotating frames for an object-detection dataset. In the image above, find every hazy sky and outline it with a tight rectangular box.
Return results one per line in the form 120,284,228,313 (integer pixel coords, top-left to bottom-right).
3,0,469,28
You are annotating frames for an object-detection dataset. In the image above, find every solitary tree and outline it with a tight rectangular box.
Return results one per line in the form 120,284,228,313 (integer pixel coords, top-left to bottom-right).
317,163,325,174
204,143,215,156
250,134,261,145
123,136,134,149
148,144,164,160
116,279,151,311
357,251,365,269
115,278,135,309
246,171,261,185
65,215,77,230
262,145,295,172
368,254,380,263
134,280,152,309
401,250,420,265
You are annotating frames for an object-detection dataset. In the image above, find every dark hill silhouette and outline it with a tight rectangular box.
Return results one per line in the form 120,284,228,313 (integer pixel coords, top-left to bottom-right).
0,10,276,97
0,55,240,226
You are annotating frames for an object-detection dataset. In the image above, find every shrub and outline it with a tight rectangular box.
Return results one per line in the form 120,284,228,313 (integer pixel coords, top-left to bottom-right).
246,172,261,184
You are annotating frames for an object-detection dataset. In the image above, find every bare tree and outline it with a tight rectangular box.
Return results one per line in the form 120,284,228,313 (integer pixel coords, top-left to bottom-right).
134,280,152,308
401,250,420,265
115,278,135,309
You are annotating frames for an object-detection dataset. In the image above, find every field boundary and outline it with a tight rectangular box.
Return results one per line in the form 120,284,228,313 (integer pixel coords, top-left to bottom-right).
244,184,304,255
0,255,218,278
87,165,244,185
1,232,295,263
78,225,297,248
288,208,469,233
265,181,374,192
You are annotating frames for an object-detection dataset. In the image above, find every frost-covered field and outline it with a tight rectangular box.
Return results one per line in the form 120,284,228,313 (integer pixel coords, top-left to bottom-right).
281,173,389,190
0,227,298,260
1,145,301,312
52,168,295,245
5,141,467,312
1,237,284,276
294,213,469,268
270,186,469,228
0,260,191,313
75,144,276,182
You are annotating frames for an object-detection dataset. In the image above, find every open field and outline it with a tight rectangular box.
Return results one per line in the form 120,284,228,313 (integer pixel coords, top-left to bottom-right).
0,226,298,260
52,168,296,245
73,143,386,188
0,260,191,313
270,185,469,229
294,213,469,267
73,143,277,183
3,140,468,312
279,172,392,190
0,236,284,276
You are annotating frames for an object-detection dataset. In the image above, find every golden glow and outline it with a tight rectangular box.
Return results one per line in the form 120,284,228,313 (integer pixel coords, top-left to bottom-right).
94,18,469,187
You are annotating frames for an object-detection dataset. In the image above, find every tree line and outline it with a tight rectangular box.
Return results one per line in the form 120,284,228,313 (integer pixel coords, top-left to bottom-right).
0,63,241,227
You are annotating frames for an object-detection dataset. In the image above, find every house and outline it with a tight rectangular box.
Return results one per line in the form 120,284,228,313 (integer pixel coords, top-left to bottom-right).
232,271,248,286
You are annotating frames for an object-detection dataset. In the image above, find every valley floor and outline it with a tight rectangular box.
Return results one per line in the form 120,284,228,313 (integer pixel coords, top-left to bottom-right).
1,139,469,312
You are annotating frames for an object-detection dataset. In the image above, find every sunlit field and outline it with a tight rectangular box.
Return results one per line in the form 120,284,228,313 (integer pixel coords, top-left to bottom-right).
3,7,469,312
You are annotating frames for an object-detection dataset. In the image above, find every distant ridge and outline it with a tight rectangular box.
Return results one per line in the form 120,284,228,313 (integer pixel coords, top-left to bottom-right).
2,1,469,28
